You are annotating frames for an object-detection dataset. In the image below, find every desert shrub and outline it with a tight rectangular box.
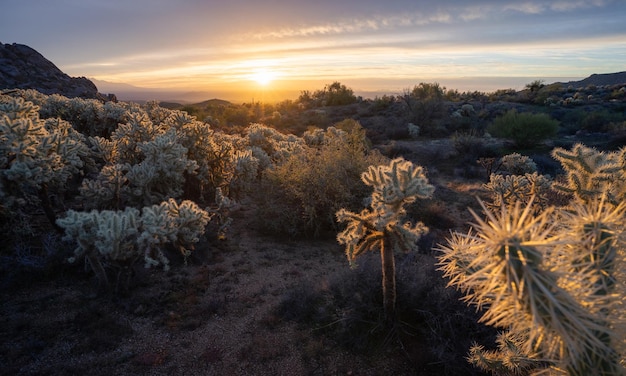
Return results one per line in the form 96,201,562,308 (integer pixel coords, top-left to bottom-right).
400,82,448,136
438,144,626,375
369,94,396,113
298,81,357,108
579,109,625,133
257,124,386,238
451,129,486,156
487,109,558,148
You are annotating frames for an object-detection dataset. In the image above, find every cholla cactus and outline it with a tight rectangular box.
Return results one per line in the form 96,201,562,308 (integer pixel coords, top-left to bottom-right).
407,123,420,139
127,129,198,205
58,199,211,289
336,157,434,319
552,143,626,205
438,195,626,375
57,207,141,289
166,112,240,201
140,199,211,269
483,172,553,213
302,127,326,146
247,123,305,163
229,149,259,198
500,152,538,175
78,164,129,210
82,127,198,208
467,330,544,375
1,97,89,228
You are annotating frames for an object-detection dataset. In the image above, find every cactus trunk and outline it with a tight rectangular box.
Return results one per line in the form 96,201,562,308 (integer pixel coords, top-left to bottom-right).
38,184,63,233
380,236,397,321
85,248,109,292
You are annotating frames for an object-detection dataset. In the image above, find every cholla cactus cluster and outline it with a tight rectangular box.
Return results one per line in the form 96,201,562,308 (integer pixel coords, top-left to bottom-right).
0,96,90,229
58,199,210,288
1,91,274,290
246,123,304,164
438,144,626,375
482,153,553,213
336,157,434,318
77,100,260,209
484,172,553,212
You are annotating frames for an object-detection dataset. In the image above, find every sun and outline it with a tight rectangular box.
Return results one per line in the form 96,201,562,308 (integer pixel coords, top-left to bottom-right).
251,69,276,86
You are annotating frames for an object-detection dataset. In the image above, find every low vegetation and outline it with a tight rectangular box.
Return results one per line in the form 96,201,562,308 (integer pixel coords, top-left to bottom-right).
1,79,626,375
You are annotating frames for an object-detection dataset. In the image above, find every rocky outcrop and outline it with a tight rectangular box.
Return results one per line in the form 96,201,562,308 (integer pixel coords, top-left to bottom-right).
0,42,104,99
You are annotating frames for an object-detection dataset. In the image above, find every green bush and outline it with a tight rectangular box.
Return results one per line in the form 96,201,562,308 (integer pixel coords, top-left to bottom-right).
488,109,558,148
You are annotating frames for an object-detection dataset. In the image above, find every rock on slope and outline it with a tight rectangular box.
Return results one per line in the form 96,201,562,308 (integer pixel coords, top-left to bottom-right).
0,42,105,99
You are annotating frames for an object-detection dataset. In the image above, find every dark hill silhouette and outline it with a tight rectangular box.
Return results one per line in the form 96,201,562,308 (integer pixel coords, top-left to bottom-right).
0,42,112,100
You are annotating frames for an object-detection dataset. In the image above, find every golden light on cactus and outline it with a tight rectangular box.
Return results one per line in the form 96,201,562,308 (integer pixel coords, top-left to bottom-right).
336,157,434,321
438,196,626,375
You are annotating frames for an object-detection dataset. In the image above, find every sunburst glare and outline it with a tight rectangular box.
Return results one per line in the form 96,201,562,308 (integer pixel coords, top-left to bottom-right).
250,68,277,86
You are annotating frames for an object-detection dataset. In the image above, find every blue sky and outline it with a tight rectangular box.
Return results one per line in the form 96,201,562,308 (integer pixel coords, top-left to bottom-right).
2,0,626,100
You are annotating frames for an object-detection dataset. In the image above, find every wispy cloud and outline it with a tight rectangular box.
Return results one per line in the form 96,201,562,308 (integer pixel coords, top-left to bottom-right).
244,11,454,40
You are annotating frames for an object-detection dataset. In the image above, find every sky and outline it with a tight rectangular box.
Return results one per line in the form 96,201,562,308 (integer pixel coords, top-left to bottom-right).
2,0,626,102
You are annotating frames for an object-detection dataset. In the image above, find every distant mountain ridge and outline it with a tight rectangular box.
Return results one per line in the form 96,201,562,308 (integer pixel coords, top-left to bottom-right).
0,42,110,100
560,71,626,88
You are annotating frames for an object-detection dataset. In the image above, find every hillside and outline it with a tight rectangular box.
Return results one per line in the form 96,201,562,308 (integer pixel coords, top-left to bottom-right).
560,71,626,88
0,42,108,100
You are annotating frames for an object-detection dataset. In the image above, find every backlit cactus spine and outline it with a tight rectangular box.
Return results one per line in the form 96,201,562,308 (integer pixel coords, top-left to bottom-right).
438,195,626,375
551,143,625,205
336,157,434,320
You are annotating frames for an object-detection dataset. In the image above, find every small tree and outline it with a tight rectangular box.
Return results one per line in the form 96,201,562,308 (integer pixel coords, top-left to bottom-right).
336,158,434,321
400,82,447,134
